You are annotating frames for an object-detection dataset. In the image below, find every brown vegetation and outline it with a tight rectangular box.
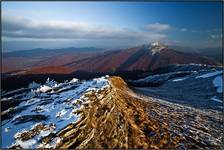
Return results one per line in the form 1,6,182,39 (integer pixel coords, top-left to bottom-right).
37,76,222,149
2,46,218,75
20,66,73,74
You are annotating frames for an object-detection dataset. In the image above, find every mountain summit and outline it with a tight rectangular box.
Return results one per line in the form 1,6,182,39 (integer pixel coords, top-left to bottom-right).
2,44,218,75
150,42,167,55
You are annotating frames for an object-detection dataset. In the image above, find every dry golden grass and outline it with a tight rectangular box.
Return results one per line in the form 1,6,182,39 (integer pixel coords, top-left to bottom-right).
42,76,222,149
53,77,183,149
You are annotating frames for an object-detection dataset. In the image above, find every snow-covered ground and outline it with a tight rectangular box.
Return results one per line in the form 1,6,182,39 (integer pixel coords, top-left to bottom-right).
131,65,223,111
134,71,195,83
213,76,222,93
211,96,222,103
1,76,110,148
172,77,188,82
196,70,222,79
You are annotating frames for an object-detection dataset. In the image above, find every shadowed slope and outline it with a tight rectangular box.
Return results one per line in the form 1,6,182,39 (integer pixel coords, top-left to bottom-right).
64,46,218,72
4,45,218,75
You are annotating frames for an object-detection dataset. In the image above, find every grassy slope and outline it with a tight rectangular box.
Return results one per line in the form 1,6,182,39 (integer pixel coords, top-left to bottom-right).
42,76,223,149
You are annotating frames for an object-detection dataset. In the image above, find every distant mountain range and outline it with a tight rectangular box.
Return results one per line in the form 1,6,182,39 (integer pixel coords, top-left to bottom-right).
2,47,105,57
2,43,221,75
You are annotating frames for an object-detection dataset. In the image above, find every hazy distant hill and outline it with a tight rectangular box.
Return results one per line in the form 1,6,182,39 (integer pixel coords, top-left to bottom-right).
3,47,105,58
2,47,106,73
2,43,219,74
63,43,218,73
169,45,222,63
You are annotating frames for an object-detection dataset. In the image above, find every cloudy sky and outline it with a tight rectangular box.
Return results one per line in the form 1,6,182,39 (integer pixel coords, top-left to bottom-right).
2,1,222,51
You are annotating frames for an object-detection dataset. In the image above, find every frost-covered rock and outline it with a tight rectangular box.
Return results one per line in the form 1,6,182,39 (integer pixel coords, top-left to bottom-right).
45,78,58,87
69,78,79,83
37,85,52,93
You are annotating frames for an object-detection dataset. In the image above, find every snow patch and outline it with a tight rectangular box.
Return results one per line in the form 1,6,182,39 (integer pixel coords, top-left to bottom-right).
38,137,62,149
16,139,37,149
69,78,79,83
38,130,52,139
150,42,167,55
211,96,222,103
196,71,222,79
172,77,188,82
213,76,223,93
5,127,11,132
2,76,110,148
36,85,52,93
56,109,68,119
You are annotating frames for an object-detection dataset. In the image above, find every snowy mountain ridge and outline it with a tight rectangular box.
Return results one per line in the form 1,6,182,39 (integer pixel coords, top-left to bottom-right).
2,76,110,148
1,68,223,149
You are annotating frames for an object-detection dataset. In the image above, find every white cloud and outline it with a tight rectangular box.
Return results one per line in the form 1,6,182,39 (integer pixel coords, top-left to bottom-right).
144,23,171,32
2,15,167,45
